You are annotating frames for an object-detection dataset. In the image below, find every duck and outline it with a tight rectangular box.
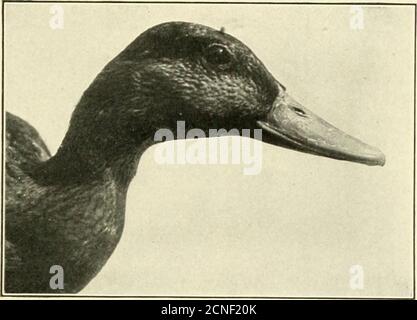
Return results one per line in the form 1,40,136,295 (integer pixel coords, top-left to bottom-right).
5,21,386,294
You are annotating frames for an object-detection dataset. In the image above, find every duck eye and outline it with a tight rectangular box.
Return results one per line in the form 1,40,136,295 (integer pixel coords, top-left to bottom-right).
205,44,232,68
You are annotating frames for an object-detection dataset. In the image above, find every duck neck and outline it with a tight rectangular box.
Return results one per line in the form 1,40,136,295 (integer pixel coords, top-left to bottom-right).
33,130,155,189
33,59,160,188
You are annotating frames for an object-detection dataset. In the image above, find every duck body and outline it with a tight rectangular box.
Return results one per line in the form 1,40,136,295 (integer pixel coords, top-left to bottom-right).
5,21,385,293
6,113,129,293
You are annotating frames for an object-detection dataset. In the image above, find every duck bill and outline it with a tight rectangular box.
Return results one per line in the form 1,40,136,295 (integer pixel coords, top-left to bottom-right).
257,93,385,166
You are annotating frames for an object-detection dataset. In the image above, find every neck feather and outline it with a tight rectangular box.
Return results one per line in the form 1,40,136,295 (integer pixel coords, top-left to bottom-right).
32,134,154,189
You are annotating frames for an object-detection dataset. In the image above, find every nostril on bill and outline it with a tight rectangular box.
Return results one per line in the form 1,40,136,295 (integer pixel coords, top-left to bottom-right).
291,106,307,117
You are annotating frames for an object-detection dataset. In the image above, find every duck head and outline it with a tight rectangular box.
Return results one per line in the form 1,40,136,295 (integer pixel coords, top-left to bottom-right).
62,21,385,179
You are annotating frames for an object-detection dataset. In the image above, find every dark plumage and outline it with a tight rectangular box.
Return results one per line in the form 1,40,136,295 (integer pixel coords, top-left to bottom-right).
5,21,385,293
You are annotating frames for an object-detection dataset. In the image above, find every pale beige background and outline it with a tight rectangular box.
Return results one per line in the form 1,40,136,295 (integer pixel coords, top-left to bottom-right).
3,3,415,297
